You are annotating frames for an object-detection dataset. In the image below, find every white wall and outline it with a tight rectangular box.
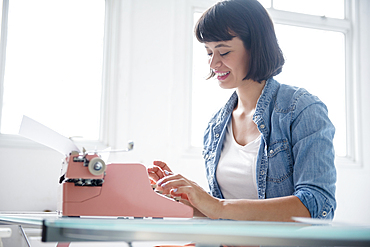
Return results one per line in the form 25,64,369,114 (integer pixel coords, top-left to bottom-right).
0,143,62,211
0,0,369,225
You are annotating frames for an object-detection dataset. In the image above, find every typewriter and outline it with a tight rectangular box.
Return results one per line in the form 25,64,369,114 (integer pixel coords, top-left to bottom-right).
58,146,193,218
19,116,193,218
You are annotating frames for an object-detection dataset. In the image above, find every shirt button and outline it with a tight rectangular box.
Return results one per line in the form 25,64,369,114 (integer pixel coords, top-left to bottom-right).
322,211,327,217
270,150,274,154
260,124,265,129
261,170,265,175
215,134,219,138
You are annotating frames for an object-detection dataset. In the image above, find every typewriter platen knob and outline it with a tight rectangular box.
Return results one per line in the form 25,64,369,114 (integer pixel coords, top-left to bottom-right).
88,157,106,176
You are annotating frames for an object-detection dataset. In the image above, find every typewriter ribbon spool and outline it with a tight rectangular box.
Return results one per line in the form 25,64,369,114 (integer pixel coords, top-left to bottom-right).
88,157,106,176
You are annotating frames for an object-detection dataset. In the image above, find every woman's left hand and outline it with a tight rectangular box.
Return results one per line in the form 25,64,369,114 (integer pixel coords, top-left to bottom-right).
156,173,222,219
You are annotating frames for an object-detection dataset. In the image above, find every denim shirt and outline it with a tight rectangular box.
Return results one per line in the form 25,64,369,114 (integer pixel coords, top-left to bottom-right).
202,78,337,219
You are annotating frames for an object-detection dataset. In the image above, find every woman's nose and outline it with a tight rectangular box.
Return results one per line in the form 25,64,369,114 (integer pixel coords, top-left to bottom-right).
209,53,222,70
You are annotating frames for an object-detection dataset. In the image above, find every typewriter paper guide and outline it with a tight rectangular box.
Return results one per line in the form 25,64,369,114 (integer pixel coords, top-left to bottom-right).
19,115,80,155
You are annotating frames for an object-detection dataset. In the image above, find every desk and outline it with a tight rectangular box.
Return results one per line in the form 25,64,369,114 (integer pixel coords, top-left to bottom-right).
41,218,370,246
1,214,370,247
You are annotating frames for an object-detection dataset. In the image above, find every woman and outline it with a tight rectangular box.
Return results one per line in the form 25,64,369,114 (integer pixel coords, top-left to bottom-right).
148,0,336,222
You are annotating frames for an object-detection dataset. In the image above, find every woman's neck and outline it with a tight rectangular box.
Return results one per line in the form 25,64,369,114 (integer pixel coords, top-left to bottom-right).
235,80,266,114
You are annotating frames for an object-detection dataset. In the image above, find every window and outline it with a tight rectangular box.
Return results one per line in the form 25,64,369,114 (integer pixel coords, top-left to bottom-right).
191,0,352,158
0,0,105,140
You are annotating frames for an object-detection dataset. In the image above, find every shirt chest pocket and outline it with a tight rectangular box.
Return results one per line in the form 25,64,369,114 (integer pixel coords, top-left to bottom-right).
266,140,293,183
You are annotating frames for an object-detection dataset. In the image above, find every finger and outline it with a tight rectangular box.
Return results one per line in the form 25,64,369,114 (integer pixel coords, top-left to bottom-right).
158,177,188,194
147,167,161,181
148,166,167,181
157,174,184,187
170,185,191,196
153,160,172,173
170,187,189,201
173,184,211,213
148,177,156,185
164,170,173,176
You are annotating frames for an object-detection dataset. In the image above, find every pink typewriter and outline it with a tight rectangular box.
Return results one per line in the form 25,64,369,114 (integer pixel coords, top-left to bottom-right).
58,147,193,218
19,116,193,219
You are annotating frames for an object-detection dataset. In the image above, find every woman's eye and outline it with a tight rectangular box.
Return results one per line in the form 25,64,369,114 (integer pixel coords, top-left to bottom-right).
206,51,230,57
220,51,230,56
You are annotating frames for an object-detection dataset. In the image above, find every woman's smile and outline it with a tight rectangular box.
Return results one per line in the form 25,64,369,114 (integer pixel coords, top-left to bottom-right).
215,71,231,80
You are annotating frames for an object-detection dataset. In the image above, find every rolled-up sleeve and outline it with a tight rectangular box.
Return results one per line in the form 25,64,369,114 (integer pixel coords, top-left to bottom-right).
291,99,337,219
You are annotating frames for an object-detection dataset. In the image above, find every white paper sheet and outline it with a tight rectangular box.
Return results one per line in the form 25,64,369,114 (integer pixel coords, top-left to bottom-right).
18,115,80,155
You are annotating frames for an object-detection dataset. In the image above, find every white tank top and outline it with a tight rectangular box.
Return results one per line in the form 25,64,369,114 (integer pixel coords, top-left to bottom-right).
216,120,260,199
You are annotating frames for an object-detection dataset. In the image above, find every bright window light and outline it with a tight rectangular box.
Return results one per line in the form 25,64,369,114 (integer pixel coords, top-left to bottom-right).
273,0,345,19
1,0,105,140
0,0,3,38
257,0,271,9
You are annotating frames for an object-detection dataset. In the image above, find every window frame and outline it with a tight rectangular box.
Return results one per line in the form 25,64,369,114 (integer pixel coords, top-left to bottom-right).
99,0,133,151
185,0,361,167
0,0,8,136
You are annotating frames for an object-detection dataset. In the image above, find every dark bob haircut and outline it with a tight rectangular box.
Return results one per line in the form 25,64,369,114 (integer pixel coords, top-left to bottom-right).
195,0,284,82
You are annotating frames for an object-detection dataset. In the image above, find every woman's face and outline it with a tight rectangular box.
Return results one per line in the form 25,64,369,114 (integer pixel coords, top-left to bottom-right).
205,37,250,89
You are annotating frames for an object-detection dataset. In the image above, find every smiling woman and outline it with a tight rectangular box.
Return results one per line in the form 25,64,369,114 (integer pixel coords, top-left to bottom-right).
149,0,337,222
